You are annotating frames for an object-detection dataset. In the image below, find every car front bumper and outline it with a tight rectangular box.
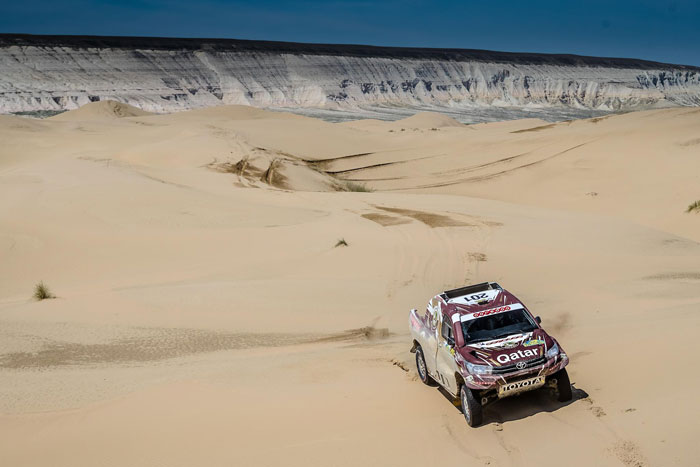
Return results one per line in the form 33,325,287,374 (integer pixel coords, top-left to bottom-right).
463,353,569,391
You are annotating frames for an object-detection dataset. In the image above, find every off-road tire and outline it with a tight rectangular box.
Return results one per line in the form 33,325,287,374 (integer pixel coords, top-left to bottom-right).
554,368,573,402
415,346,435,386
460,385,483,427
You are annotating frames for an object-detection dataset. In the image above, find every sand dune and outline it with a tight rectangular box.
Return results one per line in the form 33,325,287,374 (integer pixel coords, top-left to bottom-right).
392,111,466,129
340,111,466,132
51,100,154,121
0,104,698,466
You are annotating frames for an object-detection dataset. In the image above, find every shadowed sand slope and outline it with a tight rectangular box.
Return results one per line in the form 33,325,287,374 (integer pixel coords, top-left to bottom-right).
0,103,698,467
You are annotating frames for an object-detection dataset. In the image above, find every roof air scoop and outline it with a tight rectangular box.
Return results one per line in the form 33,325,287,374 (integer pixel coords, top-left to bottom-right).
442,282,499,299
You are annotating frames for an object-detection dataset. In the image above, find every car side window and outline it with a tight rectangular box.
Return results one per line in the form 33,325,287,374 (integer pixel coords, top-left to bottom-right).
441,317,453,342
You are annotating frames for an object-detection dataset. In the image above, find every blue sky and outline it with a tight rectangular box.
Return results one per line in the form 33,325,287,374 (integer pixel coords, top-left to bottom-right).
2,0,699,66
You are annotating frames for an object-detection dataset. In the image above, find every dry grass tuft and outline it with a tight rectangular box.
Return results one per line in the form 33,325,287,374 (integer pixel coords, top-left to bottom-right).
345,181,372,192
33,282,55,301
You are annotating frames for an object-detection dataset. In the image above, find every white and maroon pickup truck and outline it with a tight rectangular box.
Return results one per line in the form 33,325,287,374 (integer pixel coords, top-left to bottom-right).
409,282,571,427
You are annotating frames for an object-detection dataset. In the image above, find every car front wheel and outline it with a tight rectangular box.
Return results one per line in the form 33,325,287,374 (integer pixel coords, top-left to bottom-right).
415,346,435,386
460,385,483,427
553,368,573,402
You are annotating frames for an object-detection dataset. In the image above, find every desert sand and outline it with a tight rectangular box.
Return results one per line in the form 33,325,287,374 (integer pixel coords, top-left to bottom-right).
0,102,699,466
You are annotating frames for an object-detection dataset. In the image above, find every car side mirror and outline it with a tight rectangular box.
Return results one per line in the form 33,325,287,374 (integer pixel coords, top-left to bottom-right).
535,316,542,324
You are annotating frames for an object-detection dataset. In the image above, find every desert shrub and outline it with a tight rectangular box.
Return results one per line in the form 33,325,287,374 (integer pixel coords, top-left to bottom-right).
345,181,372,192
335,238,348,247
687,200,700,213
33,282,55,300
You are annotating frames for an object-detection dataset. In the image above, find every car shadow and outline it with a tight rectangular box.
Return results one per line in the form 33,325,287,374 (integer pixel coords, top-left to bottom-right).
437,384,588,425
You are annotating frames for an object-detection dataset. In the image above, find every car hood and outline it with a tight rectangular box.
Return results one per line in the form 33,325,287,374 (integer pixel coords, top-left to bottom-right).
459,329,553,367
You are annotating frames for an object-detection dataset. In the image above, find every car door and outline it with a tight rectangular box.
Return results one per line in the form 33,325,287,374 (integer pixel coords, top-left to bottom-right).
434,311,458,395
421,297,440,378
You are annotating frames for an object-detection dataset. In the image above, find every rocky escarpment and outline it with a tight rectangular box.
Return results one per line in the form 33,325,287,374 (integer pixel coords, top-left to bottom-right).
1,34,699,116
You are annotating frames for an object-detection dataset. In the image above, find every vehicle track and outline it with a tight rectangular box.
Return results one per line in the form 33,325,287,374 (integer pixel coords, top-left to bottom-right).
371,141,593,191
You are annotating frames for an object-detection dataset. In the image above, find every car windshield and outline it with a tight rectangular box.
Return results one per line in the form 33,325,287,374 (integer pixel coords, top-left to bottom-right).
461,309,537,344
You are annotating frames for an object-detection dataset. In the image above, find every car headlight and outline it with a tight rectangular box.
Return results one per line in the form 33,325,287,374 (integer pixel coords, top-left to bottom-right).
546,343,560,359
465,360,492,375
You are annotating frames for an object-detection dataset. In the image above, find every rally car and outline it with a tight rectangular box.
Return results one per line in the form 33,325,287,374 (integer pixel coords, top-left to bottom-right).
409,282,571,427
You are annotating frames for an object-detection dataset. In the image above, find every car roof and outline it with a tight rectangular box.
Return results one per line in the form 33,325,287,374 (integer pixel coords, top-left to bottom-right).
438,282,525,318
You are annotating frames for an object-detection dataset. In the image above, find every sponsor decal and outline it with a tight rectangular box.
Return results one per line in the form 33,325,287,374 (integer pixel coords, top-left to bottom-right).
472,306,511,319
495,349,539,364
499,340,520,350
523,338,545,347
471,332,530,350
460,303,524,322
498,376,545,396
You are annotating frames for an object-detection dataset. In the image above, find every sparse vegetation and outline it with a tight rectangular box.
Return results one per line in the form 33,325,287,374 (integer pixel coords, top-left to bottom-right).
687,200,700,213
33,282,55,301
335,238,348,247
232,155,250,176
345,181,372,192
262,158,282,185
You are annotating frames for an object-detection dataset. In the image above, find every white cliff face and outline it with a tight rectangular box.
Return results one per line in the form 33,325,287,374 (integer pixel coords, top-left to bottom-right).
1,35,699,120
